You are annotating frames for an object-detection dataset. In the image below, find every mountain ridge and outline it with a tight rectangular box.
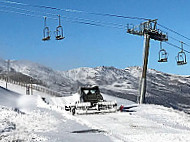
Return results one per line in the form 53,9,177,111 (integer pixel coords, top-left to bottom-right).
0,59,190,114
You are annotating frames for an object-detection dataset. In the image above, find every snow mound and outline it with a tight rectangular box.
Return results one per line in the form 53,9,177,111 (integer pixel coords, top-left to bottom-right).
17,95,38,113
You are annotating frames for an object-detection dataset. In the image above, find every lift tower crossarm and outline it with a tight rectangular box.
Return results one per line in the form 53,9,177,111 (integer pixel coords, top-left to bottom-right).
127,19,168,104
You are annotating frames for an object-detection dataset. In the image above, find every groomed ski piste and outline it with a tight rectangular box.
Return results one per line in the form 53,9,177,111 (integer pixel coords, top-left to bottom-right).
0,80,190,142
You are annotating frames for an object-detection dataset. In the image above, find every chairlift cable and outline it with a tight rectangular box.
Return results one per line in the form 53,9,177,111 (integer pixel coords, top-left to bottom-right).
0,8,53,19
1,0,190,42
0,7,125,30
0,8,97,26
0,4,57,19
0,4,126,30
165,42,190,54
0,0,150,21
1,0,190,55
157,23,190,41
169,36,190,47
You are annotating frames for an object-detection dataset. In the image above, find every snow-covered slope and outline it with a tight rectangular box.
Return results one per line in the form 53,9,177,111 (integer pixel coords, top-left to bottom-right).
73,104,190,142
0,58,190,114
0,82,112,142
1,81,190,142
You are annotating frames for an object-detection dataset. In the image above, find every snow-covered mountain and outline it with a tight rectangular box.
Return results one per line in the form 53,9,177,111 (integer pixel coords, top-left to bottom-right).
62,66,190,114
0,59,79,93
0,58,190,114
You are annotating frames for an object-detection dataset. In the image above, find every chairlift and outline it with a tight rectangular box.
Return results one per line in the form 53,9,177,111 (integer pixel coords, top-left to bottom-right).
175,42,187,65
158,42,168,62
55,15,65,40
42,17,51,41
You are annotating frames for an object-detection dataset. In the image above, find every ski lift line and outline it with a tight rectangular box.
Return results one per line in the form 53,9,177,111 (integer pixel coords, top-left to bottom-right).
0,5,123,29
0,4,57,17
4,4,127,28
165,42,190,54
169,36,181,43
0,7,125,30
2,0,190,41
65,19,125,29
0,4,126,29
0,4,58,19
169,36,190,47
64,8,151,21
1,7,189,52
0,8,55,19
0,0,151,21
0,8,97,26
157,23,190,41
2,1,190,48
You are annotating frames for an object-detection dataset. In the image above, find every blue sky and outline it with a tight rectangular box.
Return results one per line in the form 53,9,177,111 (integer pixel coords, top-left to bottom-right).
0,0,189,75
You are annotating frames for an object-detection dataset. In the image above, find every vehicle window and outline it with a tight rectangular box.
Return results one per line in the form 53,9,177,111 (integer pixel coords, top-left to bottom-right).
83,90,89,94
90,90,96,94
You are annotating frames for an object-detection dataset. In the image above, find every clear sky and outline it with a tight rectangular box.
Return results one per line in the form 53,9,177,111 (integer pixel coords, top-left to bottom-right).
0,0,189,75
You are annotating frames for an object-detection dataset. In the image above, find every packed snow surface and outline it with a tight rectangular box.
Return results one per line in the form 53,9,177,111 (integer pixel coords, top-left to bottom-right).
0,80,190,142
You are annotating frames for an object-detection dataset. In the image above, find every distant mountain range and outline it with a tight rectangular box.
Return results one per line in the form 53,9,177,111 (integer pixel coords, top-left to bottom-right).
0,58,190,114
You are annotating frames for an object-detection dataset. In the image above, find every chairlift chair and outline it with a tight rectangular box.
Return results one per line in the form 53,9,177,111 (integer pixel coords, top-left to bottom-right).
158,49,168,62
158,42,168,62
176,51,187,65
175,42,187,65
55,26,65,40
42,17,51,41
55,15,65,40
42,27,51,41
